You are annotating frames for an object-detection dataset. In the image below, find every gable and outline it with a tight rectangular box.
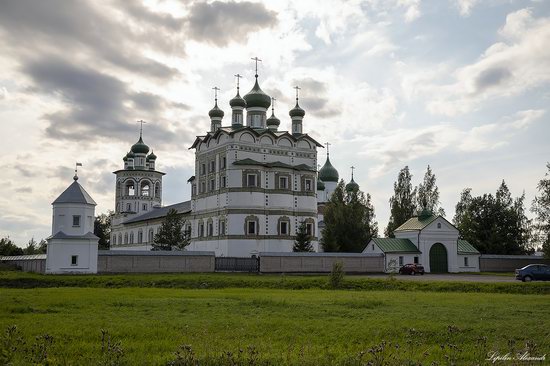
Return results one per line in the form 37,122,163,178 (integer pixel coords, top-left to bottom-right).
423,216,459,234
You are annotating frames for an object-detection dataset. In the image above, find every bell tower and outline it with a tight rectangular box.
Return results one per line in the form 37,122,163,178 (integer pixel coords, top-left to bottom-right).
112,122,165,226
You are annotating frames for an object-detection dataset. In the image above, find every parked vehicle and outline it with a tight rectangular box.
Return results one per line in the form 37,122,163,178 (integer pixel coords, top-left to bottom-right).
399,263,425,275
515,264,550,282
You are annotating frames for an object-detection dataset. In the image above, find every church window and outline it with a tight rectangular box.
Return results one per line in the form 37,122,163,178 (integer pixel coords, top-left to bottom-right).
372,244,375,251
149,229,154,243
130,232,134,244
279,176,288,189
305,223,313,237
143,204,147,211
138,231,143,244
464,257,469,267
192,184,197,196
209,160,215,173
118,234,122,245
200,163,206,175
207,222,213,236
279,221,288,235
399,256,404,266
247,221,257,235
437,223,442,229
220,176,226,188
126,181,135,196
199,223,205,237
71,255,78,266
305,179,312,191
155,183,160,198
72,215,81,227
209,178,215,191
219,221,226,235
221,157,226,170
247,174,257,187
414,256,419,264
124,233,128,244
141,181,150,197
112,235,116,245
126,203,132,212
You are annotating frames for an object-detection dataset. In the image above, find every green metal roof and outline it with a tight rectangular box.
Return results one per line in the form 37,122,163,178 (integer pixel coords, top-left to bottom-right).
371,238,421,253
395,215,439,231
318,156,339,182
457,240,480,254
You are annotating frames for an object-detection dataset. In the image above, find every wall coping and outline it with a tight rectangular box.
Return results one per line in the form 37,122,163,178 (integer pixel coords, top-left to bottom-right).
480,254,547,259
259,252,384,258
98,250,215,257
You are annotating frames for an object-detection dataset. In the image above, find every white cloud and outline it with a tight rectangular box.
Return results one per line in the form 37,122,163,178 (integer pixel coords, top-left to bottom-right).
426,8,550,116
453,0,478,16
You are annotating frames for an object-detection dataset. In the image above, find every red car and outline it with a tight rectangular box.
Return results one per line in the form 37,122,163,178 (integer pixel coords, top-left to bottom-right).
399,263,425,275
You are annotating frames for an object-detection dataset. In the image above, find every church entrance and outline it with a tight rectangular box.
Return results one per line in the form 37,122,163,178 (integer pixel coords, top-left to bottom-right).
429,243,448,273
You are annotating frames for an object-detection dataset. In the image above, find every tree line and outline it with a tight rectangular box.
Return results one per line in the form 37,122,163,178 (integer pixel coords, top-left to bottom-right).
320,163,550,257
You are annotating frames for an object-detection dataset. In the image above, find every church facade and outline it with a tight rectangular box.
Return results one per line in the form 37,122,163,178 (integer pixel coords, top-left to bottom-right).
111,71,337,256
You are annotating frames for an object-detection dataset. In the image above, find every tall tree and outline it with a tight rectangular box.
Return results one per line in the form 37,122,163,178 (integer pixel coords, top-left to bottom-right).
322,180,378,252
94,211,114,250
153,209,189,251
23,238,39,255
385,166,416,237
453,181,531,254
532,163,550,258
416,165,445,216
293,221,313,252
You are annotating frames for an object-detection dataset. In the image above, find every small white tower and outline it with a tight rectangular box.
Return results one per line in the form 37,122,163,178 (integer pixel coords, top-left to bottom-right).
46,165,99,274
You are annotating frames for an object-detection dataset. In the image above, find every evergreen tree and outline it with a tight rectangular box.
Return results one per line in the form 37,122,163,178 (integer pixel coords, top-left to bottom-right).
453,181,531,254
153,209,189,251
38,239,47,254
385,166,416,237
293,221,313,252
322,180,378,252
94,211,114,250
416,165,445,216
532,163,550,258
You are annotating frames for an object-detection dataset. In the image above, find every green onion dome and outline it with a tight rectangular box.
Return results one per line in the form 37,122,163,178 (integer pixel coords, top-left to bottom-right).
229,91,246,108
319,156,339,182
243,78,271,109
208,101,224,118
289,102,305,118
266,111,280,127
131,136,150,154
123,153,129,161
317,178,325,191
345,178,359,193
147,150,157,161
126,151,135,159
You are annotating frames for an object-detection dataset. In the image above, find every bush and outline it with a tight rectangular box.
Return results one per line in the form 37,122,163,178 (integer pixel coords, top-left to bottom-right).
329,261,344,289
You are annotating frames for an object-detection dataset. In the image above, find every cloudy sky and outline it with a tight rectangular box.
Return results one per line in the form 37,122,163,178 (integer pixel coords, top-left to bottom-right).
1,0,549,246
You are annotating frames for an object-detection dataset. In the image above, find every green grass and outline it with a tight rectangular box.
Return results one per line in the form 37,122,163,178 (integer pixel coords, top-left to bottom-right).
0,287,549,365
1,271,549,295
0,271,549,365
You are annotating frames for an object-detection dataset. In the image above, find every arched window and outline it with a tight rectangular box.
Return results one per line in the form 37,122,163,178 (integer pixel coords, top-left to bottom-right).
126,181,135,196
124,233,128,244
141,181,150,197
155,182,160,198
130,232,134,244
138,230,143,243
118,234,122,245
112,235,116,245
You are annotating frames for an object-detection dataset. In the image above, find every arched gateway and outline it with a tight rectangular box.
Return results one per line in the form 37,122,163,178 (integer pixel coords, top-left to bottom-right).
429,243,448,273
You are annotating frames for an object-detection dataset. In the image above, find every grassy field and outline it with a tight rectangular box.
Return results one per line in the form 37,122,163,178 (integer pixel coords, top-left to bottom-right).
1,272,549,365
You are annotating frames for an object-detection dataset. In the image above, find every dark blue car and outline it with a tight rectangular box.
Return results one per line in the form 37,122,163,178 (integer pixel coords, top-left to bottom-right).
515,264,550,282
